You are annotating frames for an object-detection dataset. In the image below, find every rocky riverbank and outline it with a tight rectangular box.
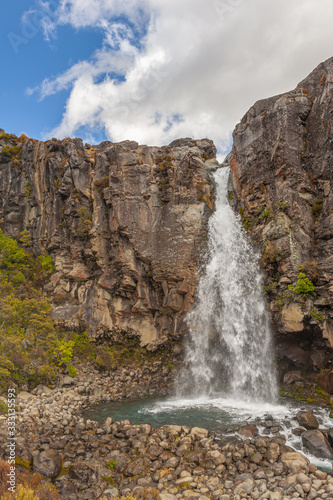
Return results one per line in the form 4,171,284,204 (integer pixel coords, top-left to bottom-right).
1,366,333,500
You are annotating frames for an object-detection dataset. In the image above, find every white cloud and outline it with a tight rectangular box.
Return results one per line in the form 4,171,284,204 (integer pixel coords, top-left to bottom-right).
31,0,333,154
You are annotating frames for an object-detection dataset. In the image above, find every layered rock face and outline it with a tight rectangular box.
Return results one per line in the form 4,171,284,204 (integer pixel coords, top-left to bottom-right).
0,134,216,345
229,57,333,376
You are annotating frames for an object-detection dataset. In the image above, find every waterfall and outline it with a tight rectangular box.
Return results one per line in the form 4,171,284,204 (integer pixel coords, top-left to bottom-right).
177,167,278,403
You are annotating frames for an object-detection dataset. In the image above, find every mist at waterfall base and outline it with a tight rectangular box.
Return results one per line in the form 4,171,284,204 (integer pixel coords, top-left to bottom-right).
84,167,332,471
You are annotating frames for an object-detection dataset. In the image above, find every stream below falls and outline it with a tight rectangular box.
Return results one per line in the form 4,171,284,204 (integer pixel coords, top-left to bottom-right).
84,167,333,474
83,395,333,473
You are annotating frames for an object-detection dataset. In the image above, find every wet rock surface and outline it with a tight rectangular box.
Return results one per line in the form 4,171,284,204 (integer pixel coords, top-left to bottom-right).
302,430,333,459
297,412,319,430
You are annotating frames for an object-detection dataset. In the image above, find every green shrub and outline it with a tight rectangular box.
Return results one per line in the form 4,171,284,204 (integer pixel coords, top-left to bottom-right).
0,484,39,499
274,201,289,212
73,330,92,354
311,310,325,323
288,272,315,296
38,254,55,275
260,242,281,277
2,145,21,160
19,230,32,248
23,182,32,197
106,459,117,470
0,230,58,389
94,176,109,192
101,476,115,485
54,339,77,377
259,207,271,221
0,132,16,142
0,229,29,272
298,261,319,283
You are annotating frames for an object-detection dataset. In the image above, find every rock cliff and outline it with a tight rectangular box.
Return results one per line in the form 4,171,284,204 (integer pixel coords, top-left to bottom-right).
229,56,333,378
2,56,333,378
0,134,216,346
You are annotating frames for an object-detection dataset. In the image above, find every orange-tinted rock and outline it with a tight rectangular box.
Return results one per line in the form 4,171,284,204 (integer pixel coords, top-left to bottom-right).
283,370,303,385
238,427,258,438
296,411,319,430
318,371,333,394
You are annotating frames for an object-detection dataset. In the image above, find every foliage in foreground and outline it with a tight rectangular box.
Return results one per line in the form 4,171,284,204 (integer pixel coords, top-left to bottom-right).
0,461,60,500
0,229,176,393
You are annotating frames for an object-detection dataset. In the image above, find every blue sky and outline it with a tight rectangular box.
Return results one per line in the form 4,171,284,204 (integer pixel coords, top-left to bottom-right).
0,1,108,142
1,1,333,156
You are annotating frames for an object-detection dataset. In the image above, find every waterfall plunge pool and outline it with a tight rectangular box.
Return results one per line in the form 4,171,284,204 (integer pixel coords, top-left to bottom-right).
83,168,332,472
83,394,333,473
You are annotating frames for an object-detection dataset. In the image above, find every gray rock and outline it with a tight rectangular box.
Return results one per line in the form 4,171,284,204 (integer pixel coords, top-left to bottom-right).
61,375,76,387
33,449,62,478
228,56,333,372
302,429,333,459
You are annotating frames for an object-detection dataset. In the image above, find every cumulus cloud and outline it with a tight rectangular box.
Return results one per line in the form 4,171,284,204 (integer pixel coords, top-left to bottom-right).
30,0,333,154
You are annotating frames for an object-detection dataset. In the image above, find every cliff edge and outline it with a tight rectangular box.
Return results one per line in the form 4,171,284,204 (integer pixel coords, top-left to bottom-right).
229,56,333,381
0,134,216,347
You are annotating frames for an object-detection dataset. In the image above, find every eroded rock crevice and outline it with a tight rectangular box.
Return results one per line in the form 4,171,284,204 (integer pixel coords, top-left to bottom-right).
0,134,216,347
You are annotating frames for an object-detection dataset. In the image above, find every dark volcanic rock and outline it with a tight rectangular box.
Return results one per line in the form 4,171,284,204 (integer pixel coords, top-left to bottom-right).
283,370,303,385
229,56,333,373
33,449,62,478
318,370,333,394
302,429,333,459
0,134,216,346
296,411,319,430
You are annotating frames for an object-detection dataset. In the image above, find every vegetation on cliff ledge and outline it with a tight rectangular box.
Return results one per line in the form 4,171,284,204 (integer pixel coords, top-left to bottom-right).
0,229,57,389
0,230,179,394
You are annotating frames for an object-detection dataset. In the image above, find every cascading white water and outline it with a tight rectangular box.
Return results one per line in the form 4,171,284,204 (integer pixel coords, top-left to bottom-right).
177,166,278,403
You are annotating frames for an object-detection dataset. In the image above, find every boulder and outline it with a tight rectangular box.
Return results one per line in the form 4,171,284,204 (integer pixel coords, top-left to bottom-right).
278,344,309,367
17,391,34,402
280,452,309,473
54,478,78,497
60,375,76,387
33,449,62,478
164,425,182,437
283,371,303,385
69,459,108,483
296,411,319,430
317,371,333,394
266,442,280,462
238,427,258,438
102,488,120,500
190,427,209,439
125,458,147,476
302,429,333,459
